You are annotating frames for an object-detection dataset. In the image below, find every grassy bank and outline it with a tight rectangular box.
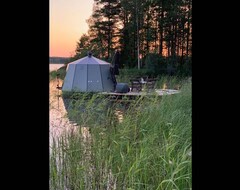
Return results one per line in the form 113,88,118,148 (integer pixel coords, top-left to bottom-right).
50,65,67,81
50,77,192,190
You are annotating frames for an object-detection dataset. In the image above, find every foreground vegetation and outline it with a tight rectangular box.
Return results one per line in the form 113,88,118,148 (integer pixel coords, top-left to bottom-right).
50,65,67,81
50,76,192,190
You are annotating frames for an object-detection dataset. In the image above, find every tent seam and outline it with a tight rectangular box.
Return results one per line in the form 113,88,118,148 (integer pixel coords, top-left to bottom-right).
72,64,77,91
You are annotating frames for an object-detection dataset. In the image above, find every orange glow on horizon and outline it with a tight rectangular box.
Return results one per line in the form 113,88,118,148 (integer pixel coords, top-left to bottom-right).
50,0,94,57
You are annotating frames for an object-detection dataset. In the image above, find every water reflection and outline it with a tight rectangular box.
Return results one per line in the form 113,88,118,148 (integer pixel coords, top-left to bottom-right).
114,110,124,123
50,76,128,145
49,79,91,146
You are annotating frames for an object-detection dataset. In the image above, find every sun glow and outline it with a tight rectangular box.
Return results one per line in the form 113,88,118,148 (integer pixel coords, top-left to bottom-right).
50,0,94,57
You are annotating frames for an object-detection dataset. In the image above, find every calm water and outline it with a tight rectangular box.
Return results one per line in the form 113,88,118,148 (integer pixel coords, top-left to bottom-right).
49,63,65,72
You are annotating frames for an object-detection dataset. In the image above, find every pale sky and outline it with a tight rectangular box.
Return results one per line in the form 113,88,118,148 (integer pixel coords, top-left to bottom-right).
50,0,94,57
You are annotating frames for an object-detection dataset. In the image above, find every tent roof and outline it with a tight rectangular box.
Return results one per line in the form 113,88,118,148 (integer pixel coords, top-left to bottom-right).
69,55,110,65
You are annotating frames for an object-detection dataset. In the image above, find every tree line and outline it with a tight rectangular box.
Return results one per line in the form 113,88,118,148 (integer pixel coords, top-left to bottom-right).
71,0,192,76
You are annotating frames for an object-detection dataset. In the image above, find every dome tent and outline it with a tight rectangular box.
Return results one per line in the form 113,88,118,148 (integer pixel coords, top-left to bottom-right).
62,53,115,92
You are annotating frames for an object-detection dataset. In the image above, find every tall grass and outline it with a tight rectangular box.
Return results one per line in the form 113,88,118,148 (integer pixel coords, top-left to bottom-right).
50,78,192,190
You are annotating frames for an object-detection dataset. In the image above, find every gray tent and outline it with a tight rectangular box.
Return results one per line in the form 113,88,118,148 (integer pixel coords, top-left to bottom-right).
62,54,115,92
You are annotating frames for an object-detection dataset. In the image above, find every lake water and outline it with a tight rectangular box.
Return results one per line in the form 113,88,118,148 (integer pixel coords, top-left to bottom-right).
49,64,89,144
49,79,78,138
49,63,65,72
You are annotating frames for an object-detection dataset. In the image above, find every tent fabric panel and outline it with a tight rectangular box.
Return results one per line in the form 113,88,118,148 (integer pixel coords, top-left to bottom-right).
70,56,88,65
72,64,88,91
62,64,76,91
100,65,114,92
88,57,97,64
62,55,114,92
66,55,110,66
87,64,103,92
92,57,110,65
71,56,109,65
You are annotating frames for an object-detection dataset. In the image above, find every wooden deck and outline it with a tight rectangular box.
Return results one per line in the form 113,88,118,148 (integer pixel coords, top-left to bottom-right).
100,89,180,102
101,89,180,96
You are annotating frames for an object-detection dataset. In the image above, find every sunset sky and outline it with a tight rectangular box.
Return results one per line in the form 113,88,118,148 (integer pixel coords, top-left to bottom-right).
50,0,94,57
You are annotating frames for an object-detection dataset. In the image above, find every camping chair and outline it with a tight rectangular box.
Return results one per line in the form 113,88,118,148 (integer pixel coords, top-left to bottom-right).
130,79,142,92
145,78,157,92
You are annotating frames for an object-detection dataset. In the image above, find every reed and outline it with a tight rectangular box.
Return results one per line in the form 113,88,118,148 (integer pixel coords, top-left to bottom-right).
50,77,192,190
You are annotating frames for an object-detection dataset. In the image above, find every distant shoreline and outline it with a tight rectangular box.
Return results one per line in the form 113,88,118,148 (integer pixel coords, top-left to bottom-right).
49,62,66,64
49,57,70,64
